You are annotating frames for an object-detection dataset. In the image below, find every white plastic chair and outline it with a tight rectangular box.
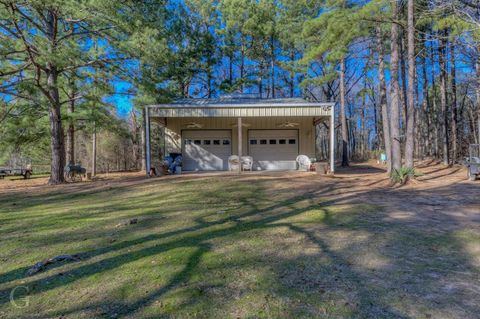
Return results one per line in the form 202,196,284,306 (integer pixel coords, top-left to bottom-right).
228,155,240,171
241,156,253,171
296,155,311,171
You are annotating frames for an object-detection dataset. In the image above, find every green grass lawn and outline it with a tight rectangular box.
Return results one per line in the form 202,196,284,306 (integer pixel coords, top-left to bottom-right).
0,174,478,318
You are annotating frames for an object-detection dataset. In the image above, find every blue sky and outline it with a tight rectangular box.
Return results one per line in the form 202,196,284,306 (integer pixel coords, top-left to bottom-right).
108,81,133,117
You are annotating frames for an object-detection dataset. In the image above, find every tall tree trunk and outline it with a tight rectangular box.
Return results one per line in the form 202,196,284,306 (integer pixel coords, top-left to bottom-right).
270,35,275,98
349,117,355,158
116,146,120,171
228,49,233,85
400,35,408,130
376,24,392,173
372,93,378,149
415,108,422,158
361,92,366,158
405,0,415,168
290,49,295,98
180,81,187,98
124,143,128,171
141,108,146,172
66,76,75,165
340,57,349,166
207,67,212,98
130,110,139,170
422,42,431,157
47,69,66,184
458,86,467,148
390,0,402,172
46,10,65,184
258,63,263,98
92,122,97,176
430,42,440,158
240,37,246,93
470,107,479,145
439,34,450,165
450,42,458,162
476,55,480,144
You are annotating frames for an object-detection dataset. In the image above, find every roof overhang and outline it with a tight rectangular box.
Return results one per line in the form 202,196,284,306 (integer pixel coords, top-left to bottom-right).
147,99,335,118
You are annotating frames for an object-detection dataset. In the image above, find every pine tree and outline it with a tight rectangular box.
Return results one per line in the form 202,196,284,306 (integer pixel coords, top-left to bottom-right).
0,1,151,183
303,0,369,166
376,24,392,173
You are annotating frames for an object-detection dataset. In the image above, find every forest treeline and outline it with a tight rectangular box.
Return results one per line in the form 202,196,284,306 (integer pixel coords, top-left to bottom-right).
1,0,479,183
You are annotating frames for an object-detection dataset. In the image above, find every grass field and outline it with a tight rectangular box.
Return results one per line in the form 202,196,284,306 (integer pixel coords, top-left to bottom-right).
0,164,479,318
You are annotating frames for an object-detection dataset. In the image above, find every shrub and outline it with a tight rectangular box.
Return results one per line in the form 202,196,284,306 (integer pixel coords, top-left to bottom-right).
391,166,422,185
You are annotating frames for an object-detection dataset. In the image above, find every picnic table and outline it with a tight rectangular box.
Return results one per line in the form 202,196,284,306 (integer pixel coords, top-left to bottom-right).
0,166,32,179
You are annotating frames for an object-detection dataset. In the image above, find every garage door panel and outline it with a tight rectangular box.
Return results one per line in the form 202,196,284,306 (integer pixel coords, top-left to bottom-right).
182,130,231,171
256,160,296,170
184,145,225,170
248,130,298,170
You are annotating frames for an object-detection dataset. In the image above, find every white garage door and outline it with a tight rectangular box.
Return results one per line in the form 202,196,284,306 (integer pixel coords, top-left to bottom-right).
182,130,232,171
248,130,299,170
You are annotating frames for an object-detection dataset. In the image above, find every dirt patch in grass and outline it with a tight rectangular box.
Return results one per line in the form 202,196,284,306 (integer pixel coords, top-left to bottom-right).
0,161,479,318
0,171,149,195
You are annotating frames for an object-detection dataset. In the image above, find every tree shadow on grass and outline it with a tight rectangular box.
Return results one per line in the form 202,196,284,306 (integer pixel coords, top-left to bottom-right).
1,174,479,318
284,223,409,318
0,194,319,303
40,196,479,319
0,179,262,284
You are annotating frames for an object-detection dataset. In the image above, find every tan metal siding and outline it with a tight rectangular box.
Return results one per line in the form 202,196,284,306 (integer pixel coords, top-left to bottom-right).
164,117,316,158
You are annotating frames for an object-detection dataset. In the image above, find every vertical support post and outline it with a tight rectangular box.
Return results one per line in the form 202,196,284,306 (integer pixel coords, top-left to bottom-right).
237,117,242,174
314,120,318,160
330,104,335,173
145,106,151,176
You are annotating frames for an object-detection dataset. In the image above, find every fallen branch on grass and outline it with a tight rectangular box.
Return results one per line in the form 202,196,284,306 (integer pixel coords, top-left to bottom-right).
115,218,138,228
26,254,80,276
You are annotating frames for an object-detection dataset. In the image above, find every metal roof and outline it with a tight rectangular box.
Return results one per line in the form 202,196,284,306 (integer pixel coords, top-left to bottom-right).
147,97,334,118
